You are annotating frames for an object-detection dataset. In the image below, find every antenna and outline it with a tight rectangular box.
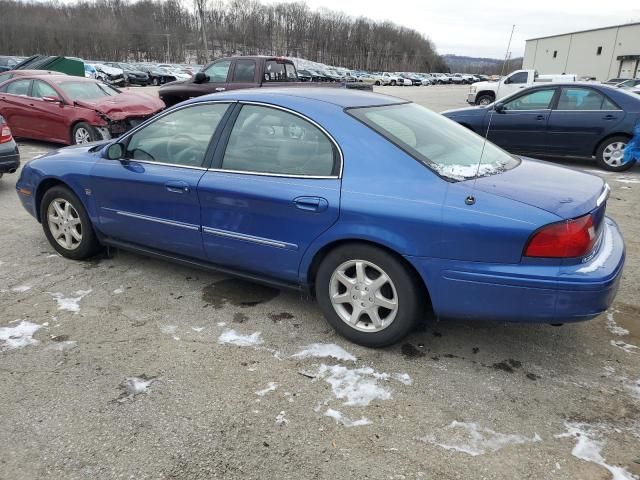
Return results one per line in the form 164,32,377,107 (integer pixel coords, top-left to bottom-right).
467,24,516,203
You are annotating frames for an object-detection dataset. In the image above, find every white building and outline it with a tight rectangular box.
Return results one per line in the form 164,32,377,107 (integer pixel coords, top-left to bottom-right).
523,23,640,81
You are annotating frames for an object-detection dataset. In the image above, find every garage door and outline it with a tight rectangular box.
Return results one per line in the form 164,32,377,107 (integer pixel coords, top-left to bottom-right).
619,58,637,79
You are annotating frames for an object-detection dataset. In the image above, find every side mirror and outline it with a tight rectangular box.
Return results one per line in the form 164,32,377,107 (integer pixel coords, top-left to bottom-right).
42,96,62,104
106,143,124,160
494,102,506,113
193,72,207,83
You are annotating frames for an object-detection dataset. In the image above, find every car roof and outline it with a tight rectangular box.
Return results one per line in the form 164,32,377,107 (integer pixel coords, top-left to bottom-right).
204,87,406,108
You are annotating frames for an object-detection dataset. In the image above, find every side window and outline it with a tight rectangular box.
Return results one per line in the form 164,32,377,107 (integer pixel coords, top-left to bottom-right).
31,80,59,99
504,89,555,110
602,96,620,110
557,88,610,110
264,61,285,82
285,63,297,80
203,60,231,83
125,103,230,167
0,72,13,85
506,72,528,84
221,105,337,176
4,79,31,96
231,60,256,83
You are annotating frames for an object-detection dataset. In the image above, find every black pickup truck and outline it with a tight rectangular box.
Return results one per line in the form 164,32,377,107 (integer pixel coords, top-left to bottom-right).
159,56,370,107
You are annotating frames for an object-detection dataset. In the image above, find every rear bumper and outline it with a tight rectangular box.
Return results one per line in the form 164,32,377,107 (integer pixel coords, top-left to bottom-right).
0,148,20,174
407,217,625,323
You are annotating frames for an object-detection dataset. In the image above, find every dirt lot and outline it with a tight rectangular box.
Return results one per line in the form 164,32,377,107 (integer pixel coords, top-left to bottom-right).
1,85,639,480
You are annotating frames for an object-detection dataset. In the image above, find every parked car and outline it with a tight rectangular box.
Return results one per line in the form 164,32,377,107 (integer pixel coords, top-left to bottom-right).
444,83,639,171
84,64,97,79
104,63,150,86
0,114,19,179
0,69,65,85
90,63,125,87
615,79,640,89
604,77,627,85
431,73,451,84
297,69,313,82
0,74,164,144
159,56,301,107
0,56,21,73
400,73,422,86
135,64,178,86
15,88,624,347
467,69,577,105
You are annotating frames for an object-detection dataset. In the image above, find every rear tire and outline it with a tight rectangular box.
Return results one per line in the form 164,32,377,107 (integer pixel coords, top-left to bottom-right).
40,185,101,260
72,122,99,145
596,135,635,171
390,80,396,86
315,244,421,347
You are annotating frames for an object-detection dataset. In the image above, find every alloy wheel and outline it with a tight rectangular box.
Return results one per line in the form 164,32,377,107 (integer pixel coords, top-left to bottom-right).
74,127,91,144
602,141,627,167
47,198,82,250
329,259,398,332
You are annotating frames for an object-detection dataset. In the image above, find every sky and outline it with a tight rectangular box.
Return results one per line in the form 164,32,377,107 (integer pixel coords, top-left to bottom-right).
262,0,640,58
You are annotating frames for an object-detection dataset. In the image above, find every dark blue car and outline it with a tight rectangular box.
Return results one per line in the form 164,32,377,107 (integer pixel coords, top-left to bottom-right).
443,83,640,171
15,88,624,347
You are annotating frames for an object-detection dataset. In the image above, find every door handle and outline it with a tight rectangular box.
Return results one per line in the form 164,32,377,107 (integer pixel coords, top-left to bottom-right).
215,87,226,92
535,114,545,120
165,180,190,193
602,115,617,120
293,196,328,212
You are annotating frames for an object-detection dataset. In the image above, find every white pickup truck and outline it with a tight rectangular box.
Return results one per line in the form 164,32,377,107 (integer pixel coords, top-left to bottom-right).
467,69,577,106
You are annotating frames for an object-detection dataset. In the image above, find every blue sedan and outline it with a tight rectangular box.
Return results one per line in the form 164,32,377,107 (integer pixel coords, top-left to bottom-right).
443,83,640,171
15,88,625,347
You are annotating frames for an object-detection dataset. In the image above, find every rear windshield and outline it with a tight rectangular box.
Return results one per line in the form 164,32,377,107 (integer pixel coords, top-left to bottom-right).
348,102,518,181
58,82,120,101
264,60,297,82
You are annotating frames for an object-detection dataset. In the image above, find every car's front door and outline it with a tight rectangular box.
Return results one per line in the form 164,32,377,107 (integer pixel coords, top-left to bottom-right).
225,58,257,91
198,103,341,283
546,86,625,156
90,102,233,259
0,79,34,138
197,59,232,95
486,87,557,153
28,80,69,143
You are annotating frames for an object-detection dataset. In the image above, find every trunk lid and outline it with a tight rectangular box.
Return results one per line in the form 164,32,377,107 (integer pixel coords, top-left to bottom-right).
473,157,606,220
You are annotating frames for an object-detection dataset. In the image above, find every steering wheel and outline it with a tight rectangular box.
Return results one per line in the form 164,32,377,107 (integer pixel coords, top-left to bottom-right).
167,134,201,165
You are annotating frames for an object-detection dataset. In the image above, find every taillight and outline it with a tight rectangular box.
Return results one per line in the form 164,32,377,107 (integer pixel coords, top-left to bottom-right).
0,120,12,144
524,214,597,258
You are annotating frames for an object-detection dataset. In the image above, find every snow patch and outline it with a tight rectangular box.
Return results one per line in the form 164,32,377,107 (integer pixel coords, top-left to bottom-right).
48,289,92,313
392,373,413,385
159,325,178,335
218,329,263,347
627,379,640,400
255,382,278,396
433,161,507,181
0,321,42,349
191,326,205,332
217,322,226,327
616,176,640,184
49,340,77,351
11,285,32,293
292,343,356,362
113,286,124,295
418,421,541,456
611,340,639,353
119,376,156,399
607,311,629,336
325,408,371,427
556,422,637,480
275,411,288,426
577,223,613,273
314,364,394,407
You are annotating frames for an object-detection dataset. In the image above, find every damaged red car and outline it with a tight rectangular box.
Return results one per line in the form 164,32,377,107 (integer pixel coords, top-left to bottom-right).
0,74,164,144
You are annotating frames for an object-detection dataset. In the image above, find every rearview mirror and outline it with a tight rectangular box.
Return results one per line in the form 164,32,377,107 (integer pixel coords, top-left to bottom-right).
42,96,62,104
494,102,506,113
106,143,124,160
193,72,207,83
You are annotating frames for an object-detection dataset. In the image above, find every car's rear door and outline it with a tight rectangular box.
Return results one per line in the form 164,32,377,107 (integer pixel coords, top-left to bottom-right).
197,102,341,283
90,101,234,259
0,79,34,137
546,86,625,156
486,87,557,153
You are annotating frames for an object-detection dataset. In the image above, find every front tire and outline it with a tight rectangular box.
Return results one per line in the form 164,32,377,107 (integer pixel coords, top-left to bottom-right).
41,186,101,260
72,122,99,145
476,94,494,106
596,136,635,171
315,244,421,347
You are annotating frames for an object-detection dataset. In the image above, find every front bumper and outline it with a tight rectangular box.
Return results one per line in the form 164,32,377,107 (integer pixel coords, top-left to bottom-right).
466,92,477,104
407,218,625,323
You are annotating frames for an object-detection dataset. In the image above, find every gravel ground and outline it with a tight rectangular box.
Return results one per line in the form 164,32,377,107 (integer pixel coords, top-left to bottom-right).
1,85,639,480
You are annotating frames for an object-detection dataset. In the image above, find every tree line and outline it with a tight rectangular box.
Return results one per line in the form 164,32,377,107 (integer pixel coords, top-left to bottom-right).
0,0,448,72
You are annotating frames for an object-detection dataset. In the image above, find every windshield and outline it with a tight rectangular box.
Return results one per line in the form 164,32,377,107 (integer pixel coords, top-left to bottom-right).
348,102,518,181
58,81,120,101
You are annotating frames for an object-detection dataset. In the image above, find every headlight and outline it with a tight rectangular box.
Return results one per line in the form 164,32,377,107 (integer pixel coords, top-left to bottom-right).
470,86,477,93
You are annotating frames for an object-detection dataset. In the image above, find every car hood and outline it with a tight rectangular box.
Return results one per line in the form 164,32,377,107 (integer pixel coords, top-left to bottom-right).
472,80,499,89
96,65,122,75
75,93,164,120
472,157,605,219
